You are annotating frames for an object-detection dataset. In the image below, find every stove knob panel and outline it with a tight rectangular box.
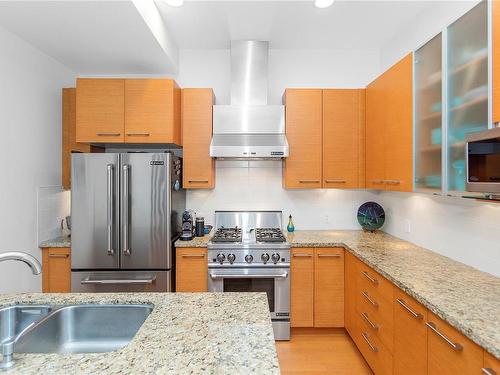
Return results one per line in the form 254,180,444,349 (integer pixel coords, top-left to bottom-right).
245,254,253,263
261,253,270,263
271,253,280,264
216,253,226,264
227,253,236,264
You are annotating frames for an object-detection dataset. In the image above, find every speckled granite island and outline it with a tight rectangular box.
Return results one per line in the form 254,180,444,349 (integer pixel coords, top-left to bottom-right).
286,230,500,358
0,293,279,375
38,235,71,248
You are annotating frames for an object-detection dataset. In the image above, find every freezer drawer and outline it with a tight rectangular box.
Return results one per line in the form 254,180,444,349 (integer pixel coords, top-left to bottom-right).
71,271,171,292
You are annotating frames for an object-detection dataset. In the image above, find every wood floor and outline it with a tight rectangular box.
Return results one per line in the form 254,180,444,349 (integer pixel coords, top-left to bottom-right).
275,328,373,375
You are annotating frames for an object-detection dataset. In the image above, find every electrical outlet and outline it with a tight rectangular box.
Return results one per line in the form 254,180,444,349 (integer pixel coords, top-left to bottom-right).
324,214,329,224
405,219,411,233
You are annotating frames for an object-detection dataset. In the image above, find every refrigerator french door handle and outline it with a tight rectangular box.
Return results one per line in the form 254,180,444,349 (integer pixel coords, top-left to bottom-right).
122,164,131,256
106,164,115,256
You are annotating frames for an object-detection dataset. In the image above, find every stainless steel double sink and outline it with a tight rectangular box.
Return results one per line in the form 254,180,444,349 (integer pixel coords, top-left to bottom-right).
0,304,153,369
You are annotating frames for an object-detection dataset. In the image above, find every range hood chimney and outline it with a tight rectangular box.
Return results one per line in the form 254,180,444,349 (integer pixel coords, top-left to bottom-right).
210,41,288,159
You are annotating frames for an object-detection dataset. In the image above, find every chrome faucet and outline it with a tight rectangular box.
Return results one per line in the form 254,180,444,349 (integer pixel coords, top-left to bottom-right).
0,252,42,275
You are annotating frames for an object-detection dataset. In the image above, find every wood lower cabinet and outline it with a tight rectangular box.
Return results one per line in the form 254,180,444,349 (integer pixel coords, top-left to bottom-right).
427,311,484,375
314,247,344,327
344,251,358,336
483,350,500,375
393,288,428,375
125,79,181,144
283,89,323,189
493,0,500,124
290,248,314,327
42,247,71,293
182,88,215,189
322,89,365,189
176,247,208,292
366,53,413,192
76,79,125,143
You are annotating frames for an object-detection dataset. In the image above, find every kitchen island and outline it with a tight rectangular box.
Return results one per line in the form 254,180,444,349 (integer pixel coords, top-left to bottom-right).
0,292,279,374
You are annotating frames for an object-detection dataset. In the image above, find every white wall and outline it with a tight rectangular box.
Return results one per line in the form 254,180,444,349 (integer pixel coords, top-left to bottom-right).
0,25,75,293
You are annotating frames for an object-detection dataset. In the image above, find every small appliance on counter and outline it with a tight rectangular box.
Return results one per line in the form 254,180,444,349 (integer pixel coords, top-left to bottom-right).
195,217,205,237
180,210,196,241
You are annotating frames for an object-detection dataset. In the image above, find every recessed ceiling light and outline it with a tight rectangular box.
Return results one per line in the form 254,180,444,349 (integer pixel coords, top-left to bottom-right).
164,0,184,7
314,0,335,9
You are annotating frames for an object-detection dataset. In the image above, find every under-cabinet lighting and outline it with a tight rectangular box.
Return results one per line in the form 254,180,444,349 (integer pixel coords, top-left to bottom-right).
314,0,335,8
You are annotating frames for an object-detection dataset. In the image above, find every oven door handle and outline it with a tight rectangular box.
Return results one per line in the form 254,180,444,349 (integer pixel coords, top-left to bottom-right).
209,272,288,279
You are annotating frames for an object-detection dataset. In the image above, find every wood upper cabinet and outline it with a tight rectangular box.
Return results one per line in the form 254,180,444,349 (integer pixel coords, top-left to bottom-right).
42,247,71,293
427,310,483,375
125,79,181,144
290,248,314,327
76,79,125,143
393,288,428,375
322,89,365,189
182,88,215,189
366,53,413,192
283,89,323,188
314,247,344,327
483,350,500,375
62,88,93,189
176,247,208,292
494,0,500,124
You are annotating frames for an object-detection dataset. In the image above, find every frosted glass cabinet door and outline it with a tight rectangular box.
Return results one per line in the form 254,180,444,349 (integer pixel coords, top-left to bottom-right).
415,34,443,192
447,1,489,193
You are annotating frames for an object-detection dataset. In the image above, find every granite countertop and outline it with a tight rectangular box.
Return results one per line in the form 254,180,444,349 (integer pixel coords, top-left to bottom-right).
0,292,279,375
287,230,500,358
39,235,71,248
175,231,212,248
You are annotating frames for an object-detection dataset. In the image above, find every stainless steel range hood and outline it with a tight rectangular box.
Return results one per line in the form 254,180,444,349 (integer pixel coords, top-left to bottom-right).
210,41,288,159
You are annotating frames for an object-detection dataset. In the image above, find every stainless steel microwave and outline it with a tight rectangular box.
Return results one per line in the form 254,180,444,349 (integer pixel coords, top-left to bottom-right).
466,127,500,193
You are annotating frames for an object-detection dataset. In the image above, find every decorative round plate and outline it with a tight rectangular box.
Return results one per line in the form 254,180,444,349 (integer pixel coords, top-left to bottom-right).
357,202,385,231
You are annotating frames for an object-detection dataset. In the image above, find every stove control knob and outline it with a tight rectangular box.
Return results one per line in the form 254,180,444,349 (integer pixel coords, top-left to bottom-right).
245,254,253,263
216,253,225,264
271,253,280,264
227,254,236,264
261,253,270,263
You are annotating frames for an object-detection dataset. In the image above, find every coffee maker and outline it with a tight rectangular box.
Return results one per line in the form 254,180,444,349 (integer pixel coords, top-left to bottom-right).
180,210,195,241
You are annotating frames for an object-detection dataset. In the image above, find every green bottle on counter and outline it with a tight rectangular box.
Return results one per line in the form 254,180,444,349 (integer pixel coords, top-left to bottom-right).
287,215,295,233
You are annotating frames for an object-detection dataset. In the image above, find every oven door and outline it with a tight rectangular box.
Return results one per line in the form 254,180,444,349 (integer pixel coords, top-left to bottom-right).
208,267,290,319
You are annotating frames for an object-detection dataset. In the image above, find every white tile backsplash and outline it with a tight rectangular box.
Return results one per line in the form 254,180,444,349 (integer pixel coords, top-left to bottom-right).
37,186,70,243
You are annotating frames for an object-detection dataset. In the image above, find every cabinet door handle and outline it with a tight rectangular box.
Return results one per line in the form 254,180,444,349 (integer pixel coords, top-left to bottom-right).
317,254,341,258
362,291,379,307
481,368,497,375
426,322,463,351
181,254,206,258
126,133,150,136
292,253,313,257
371,180,385,184
188,180,209,183
325,180,346,183
385,180,401,185
48,254,69,258
96,133,121,137
396,298,423,319
362,270,379,285
361,332,378,352
299,180,320,184
361,312,379,330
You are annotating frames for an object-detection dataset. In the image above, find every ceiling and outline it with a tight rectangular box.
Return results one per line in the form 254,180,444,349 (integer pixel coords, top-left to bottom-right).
155,0,439,50
0,1,469,74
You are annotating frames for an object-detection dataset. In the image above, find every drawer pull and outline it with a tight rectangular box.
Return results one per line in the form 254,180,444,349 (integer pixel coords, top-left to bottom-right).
362,291,379,307
292,253,313,257
96,133,121,137
325,180,346,183
426,322,463,351
396,298,423,319
299,180,320,184
362,270,379,285
361,332,378,353
385,180,401,185
317,254,341,258
126,133,150,136
371,180,385,184
481,368,497,375
48,254,69,258
361,312,379,330
181,254,206,258
188,180,209,183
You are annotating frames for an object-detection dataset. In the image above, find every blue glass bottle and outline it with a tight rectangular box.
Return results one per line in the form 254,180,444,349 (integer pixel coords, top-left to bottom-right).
287,215,295,233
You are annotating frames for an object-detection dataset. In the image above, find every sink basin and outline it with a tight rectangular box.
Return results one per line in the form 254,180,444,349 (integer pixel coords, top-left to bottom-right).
15,304,153,354
0,305,52,346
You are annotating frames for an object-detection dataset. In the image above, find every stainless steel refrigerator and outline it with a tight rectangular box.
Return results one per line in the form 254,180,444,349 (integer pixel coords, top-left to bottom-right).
71,152,185,292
